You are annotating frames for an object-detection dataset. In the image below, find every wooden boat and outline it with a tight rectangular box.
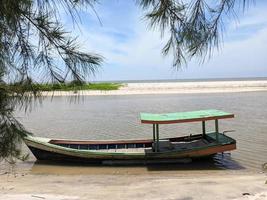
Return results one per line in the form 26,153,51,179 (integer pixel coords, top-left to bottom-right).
24,109,236,164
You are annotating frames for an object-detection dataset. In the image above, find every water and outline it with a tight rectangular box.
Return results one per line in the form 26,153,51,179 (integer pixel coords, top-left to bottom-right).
15,91,267,173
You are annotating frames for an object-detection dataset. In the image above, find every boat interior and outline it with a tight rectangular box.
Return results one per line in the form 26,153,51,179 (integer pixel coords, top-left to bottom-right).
49,133,218,153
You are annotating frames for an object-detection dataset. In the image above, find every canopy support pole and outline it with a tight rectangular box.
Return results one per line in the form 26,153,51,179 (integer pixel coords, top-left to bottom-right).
215,119,219,142
156,124,159,152
202,121,206,137
153,124,156,152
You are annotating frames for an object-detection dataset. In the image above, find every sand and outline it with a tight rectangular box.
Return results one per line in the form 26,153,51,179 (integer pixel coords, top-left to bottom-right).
41,80,267,96
0,171,266,200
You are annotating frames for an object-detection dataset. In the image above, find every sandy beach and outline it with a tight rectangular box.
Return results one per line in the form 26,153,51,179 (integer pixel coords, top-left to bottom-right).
41,80,267,96
1,170,266,200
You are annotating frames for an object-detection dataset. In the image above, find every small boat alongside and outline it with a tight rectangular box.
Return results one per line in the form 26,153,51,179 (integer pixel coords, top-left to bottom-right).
24,109,236,164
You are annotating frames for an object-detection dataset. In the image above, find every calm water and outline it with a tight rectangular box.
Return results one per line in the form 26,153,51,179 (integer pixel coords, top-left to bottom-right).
15,91,267,173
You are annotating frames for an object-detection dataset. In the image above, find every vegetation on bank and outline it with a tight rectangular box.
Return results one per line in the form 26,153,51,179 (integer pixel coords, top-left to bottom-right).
11,82,124,91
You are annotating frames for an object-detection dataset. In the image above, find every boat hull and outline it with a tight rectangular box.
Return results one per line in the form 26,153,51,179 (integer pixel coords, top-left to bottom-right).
27,144,236,164
24,133,236,164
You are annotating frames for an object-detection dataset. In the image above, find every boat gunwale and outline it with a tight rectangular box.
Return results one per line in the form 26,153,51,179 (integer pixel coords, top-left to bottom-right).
48,134,205,145
49,139,153,145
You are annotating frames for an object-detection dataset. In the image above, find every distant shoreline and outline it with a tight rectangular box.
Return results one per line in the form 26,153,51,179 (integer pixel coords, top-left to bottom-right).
92,77,267,84
41,80,267,96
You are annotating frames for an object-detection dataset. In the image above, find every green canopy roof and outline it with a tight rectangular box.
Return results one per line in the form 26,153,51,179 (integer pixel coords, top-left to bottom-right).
140,109,234,124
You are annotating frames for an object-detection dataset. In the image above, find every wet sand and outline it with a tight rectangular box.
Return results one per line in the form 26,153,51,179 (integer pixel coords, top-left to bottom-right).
1,170,266,200
1,159,266,200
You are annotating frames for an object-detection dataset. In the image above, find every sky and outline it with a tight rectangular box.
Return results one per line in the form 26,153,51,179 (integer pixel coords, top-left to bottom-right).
62,0,267,81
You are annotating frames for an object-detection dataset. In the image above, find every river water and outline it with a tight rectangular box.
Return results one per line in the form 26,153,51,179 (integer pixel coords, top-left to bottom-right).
13,91,267,174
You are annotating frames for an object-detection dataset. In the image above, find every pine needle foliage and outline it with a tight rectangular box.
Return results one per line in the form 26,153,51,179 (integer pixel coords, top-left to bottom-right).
138,0,251,68
0,0,102,161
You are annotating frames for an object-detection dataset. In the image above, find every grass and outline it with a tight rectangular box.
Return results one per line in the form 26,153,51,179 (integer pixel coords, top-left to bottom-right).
31,82,123,91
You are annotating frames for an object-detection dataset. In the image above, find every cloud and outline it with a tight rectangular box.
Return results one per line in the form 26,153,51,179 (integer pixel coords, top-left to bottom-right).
180,26,267,79
227,3,267,40
60,0,267,81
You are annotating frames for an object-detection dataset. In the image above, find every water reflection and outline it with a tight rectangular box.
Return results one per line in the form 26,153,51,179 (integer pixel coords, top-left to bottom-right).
25,154,244,175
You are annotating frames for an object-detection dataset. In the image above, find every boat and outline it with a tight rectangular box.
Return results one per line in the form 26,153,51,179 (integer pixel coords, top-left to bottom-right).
24,109,236,164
